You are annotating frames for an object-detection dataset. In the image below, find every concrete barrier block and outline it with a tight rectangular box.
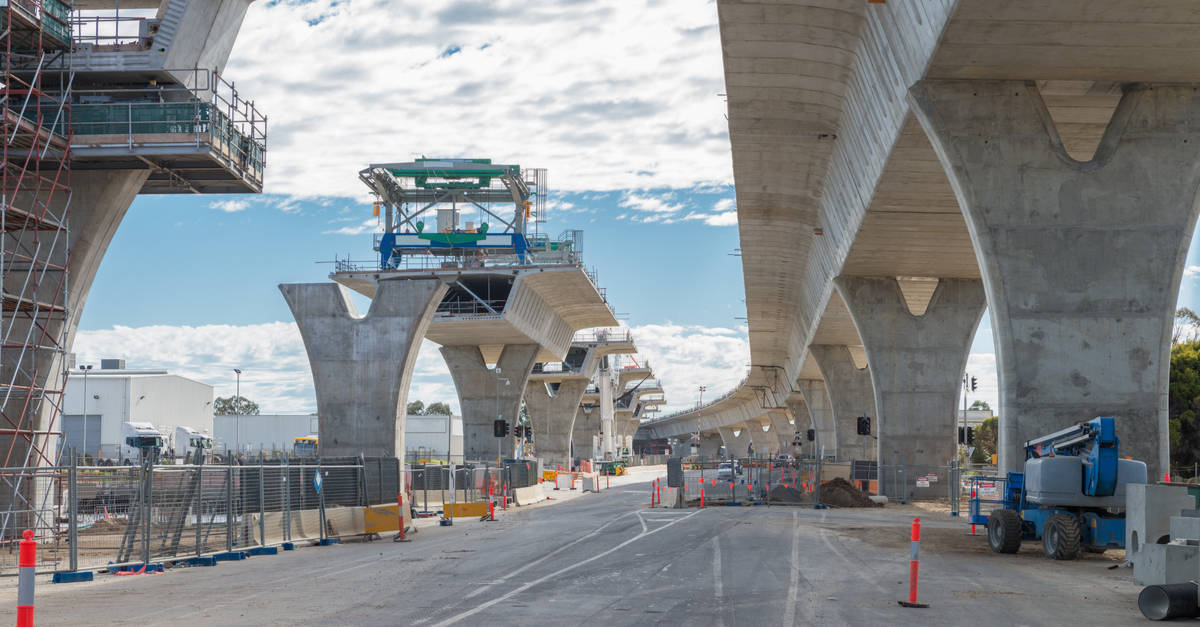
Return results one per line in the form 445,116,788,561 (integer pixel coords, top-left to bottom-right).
1128,483,1193,578
581,473,601,492
513,484,546,506
555,473,575,491
655,487,683,508
1136,542,1200,586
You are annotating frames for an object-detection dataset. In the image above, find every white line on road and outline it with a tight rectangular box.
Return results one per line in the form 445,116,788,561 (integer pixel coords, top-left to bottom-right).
783,510,802,627
460,509,638,601
711,535,723,602
431,509,703,627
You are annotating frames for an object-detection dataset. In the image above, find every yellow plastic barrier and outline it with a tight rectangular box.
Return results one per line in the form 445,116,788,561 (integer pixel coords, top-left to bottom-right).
446,502,489,518
364,504,401,533
542,470,558,483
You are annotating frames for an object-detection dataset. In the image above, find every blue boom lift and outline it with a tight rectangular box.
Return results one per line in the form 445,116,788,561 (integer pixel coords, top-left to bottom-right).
972,417,1147,559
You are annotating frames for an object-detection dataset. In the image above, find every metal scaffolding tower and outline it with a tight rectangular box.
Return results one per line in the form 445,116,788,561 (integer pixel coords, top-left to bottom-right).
0,0,74,483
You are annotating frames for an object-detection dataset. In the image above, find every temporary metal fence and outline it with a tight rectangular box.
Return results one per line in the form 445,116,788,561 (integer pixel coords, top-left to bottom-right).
409,460,537,513
0,456,397,577
677,458,822,505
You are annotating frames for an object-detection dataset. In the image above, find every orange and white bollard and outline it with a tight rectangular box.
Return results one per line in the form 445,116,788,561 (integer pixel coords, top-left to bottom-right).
606,474,610,489
898,518,928,608
700,488,705,508
488,500,496,521
395,492,411,542
970,485,977,535
17,529,35,627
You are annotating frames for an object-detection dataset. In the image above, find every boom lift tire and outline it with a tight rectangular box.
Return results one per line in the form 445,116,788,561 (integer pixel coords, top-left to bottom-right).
988,509,1023,554
1043,513,1081,560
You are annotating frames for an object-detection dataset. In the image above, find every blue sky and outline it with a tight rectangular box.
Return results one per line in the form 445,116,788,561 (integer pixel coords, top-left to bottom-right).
71,0,1200,417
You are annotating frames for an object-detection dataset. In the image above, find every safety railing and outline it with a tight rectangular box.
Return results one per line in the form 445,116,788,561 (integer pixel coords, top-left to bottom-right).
70,68,267,183
648,372,751,423
0,456,399,577
572,327,633,345
6,0,72,47
71,12,149,48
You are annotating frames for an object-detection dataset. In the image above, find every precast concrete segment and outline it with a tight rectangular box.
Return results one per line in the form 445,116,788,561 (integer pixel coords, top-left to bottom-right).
836,277,985,480
796,379,836,459
717,425,752,459
810,344,878,461
910,81,1200,477
524,379,588,468
280,280,446,457
442,344,539,463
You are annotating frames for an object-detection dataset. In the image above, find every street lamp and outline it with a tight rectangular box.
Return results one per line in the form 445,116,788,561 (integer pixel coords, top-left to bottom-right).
78,364,92,461
494,367,510,465
233,368,242,455
697,385,707,407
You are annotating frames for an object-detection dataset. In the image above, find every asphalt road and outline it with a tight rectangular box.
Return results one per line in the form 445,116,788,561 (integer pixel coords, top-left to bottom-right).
0,472,1148,626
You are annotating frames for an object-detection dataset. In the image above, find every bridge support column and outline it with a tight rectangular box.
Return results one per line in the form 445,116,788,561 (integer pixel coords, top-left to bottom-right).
281,279,447,457
810,345,878,461
695,431,723,460
910,81,1200,477
796,380,836,459
571,406,600,464
442,344,539,464
746,419,776,458
766,409,796,454
524,380,588,469
836,277,985,486
717,425,752,459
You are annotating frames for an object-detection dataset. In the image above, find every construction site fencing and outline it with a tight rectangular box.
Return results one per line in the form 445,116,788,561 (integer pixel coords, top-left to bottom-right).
409,460,538,512
0,457,400,577
677,458,823,505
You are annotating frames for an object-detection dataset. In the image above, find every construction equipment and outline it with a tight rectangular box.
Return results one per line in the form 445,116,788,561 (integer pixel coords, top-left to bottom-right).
972,416,1147,559
599,461,626,476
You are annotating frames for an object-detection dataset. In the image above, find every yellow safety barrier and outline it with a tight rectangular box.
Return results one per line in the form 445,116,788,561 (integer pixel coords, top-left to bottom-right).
446,502,489,518
542,470,558,483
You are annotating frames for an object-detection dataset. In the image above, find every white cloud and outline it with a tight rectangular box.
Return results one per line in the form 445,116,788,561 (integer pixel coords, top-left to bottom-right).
209,199,249,213
627,322,750,414
324,217,381,236
619,192,683,214
702,211,737,226
965,352,999,414
1186,265,1200,278
74,324,457,415
712,197,734,213
225,1,731,198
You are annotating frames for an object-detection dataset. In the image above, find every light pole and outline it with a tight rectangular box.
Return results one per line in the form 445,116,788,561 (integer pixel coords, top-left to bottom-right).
494,367,510,465
78,364,92,461
697,385,707,407
234,368,242,456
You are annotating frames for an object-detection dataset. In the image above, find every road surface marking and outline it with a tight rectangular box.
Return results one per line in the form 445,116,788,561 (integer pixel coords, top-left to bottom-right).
712,535,724,602
431,509,703,626
783,511,802,626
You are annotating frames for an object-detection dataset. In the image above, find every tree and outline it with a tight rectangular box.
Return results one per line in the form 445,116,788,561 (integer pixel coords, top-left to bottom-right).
425,402,452,416
213,395,259,415
406,400,425,415
1170,340,1200,471
975,416,998,460
969,400,991,411
1176,308,1200,346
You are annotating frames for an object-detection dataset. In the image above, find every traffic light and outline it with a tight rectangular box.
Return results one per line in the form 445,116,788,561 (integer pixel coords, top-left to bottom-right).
514,425,523,438
856,416,871,436
967,426,975,444
958,426,965,444
493,419,509,438
970,376,978,392
806,429,815,442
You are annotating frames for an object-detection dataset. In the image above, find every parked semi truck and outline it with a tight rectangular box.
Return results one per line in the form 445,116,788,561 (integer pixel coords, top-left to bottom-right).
973,417,1147,559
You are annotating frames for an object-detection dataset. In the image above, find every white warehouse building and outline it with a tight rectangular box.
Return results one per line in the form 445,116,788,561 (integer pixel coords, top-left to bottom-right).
61,359,213,460
214,413,463,460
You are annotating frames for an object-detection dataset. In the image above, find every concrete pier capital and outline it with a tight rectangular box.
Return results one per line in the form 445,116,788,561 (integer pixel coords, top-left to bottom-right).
442,343,540,463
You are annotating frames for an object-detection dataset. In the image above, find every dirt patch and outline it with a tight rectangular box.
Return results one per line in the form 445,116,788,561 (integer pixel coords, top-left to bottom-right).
81,518,126,534
766,485,809,503
819,477,880,508
832,522,1126,563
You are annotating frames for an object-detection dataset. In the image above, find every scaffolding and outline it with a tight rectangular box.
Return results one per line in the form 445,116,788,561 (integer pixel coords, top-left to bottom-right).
0,0,74,533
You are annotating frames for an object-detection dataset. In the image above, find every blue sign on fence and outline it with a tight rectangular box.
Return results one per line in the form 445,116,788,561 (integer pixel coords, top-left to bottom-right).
314,471,323,493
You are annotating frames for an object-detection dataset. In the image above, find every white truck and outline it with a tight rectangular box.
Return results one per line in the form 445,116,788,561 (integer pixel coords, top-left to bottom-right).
173,426,212,461
120,422,166,463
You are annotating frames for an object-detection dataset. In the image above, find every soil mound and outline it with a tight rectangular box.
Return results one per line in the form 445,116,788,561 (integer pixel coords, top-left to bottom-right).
819,477,880,508
766,485,808,503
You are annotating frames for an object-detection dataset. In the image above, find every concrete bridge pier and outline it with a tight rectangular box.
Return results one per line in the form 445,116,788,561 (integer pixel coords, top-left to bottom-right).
766,409,796,454
442,344,540,464
695,432,723,459
281,279,447,457
718,425,752,459
796,380,836,459
835,277,985,487
810,345,877,461
910,80,1200,477
524,379,588,469
571,406,600,464
746,418,776,457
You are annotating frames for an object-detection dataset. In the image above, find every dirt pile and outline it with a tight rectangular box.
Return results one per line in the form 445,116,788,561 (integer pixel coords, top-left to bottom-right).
81,518,126,534
766,485,808,503
819,477,880,508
